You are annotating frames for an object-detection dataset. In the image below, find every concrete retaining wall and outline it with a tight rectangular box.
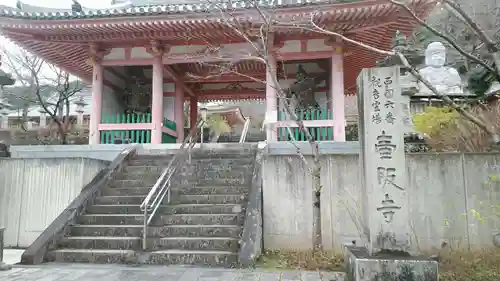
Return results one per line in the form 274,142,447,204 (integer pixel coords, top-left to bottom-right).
262,152,500,252
0,158,108,247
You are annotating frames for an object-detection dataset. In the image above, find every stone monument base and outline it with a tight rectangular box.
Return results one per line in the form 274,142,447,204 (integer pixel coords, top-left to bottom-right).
344,246,438,281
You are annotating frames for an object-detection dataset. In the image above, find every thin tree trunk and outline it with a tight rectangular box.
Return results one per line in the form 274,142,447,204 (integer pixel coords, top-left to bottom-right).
22,105,29,128
311,143,322,250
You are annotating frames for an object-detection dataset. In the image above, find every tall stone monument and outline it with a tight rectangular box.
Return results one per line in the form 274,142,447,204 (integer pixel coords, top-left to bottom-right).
345,65,438,281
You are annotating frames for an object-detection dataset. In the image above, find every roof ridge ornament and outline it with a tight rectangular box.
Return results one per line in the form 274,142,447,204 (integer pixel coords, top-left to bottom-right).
72,0,83,13
16,0,23,11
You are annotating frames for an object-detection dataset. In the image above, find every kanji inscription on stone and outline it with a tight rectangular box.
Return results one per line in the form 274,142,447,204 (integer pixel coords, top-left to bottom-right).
357,66,410,253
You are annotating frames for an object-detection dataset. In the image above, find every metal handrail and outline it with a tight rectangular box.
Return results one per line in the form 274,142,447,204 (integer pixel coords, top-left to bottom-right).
140,118,205,250
239,118,251,143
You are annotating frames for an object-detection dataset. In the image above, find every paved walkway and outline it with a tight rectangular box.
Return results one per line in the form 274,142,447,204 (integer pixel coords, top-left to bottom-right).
0,264,345,281
3,249,24,265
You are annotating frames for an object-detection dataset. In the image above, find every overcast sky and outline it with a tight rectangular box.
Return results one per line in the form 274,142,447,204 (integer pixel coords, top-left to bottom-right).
0,0,114,82
0,0,113,48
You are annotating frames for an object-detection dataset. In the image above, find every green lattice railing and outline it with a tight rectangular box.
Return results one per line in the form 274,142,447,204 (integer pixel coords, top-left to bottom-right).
100,112,177,144
278,107,334,141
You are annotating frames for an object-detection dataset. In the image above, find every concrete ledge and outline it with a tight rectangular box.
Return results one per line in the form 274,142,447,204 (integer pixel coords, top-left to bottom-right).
20,145,138,265
265,141,360,155
344,246,438,281
238,148,263,266
10,144,133,161
9,143,258,160
137,143,258,155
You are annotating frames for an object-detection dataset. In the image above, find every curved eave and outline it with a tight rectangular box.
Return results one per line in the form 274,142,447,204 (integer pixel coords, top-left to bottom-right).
0,0,436,89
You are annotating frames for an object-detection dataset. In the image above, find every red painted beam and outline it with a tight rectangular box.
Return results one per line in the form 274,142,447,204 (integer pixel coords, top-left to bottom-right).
163,66,195,97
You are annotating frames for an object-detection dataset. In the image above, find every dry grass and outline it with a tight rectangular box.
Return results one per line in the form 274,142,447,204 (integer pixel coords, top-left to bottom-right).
439,248,500,281
257,248,500,281
256,249,344,271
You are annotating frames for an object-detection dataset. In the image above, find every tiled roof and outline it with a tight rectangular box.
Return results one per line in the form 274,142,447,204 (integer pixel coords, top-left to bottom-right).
0,0,340,20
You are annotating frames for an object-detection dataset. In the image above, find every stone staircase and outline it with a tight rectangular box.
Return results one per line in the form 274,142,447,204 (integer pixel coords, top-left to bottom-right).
48,147,255,266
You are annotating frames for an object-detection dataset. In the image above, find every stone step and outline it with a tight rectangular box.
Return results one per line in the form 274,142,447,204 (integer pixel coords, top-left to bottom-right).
143,250,238,266
122,165,165,174
47,249,135,264
70,225,242,238
109,179,157,189
173,194,246,204
76,214,242,226
87,204,243,214
171,185,248,195
94,195,148,205
113,174,161,182
101,187,151,196
48,249,238,266
122,164,252,175
126,157,254,167
59,236,141,250
104,185,248,197
126,157,173,166
148,237,239,251
110,178,251,189
182,150,255,159
59,237,239,251
94,194,245,205
176,177,249,186
115,168,251,181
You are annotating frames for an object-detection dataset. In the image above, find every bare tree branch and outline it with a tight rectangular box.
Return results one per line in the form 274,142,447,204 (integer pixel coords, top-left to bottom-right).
307,12,496,138
442,0,500,76
1,46,86,144
388,0,500,80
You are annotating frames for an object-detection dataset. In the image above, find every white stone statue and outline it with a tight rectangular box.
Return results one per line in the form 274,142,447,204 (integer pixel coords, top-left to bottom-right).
418,42,463,95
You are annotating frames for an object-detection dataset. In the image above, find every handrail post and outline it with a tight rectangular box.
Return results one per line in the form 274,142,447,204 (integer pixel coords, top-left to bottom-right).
188,135,192,164
240,118,250,143
142,207,147,250
140,118,205,252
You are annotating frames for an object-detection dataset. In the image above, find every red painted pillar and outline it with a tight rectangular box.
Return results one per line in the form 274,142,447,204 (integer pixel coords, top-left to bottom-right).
190,95,198,129
175,82,185,142
331,46,346,141
151,55,164,144
265,54,278,141
89,60,103,144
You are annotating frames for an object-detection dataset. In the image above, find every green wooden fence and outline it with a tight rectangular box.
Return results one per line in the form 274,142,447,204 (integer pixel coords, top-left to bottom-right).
100,112,177,144
163,119,177,144
278,107,334,141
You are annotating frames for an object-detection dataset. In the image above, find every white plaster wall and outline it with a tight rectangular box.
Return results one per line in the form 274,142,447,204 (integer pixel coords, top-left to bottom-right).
163,82,177,122
0,158,107,247
163,96,175,121
262,153,500,252
101,87,124,117
101,68,126,117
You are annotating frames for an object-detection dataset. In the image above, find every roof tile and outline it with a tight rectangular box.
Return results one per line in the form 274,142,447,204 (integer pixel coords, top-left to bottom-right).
0,0,336,20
